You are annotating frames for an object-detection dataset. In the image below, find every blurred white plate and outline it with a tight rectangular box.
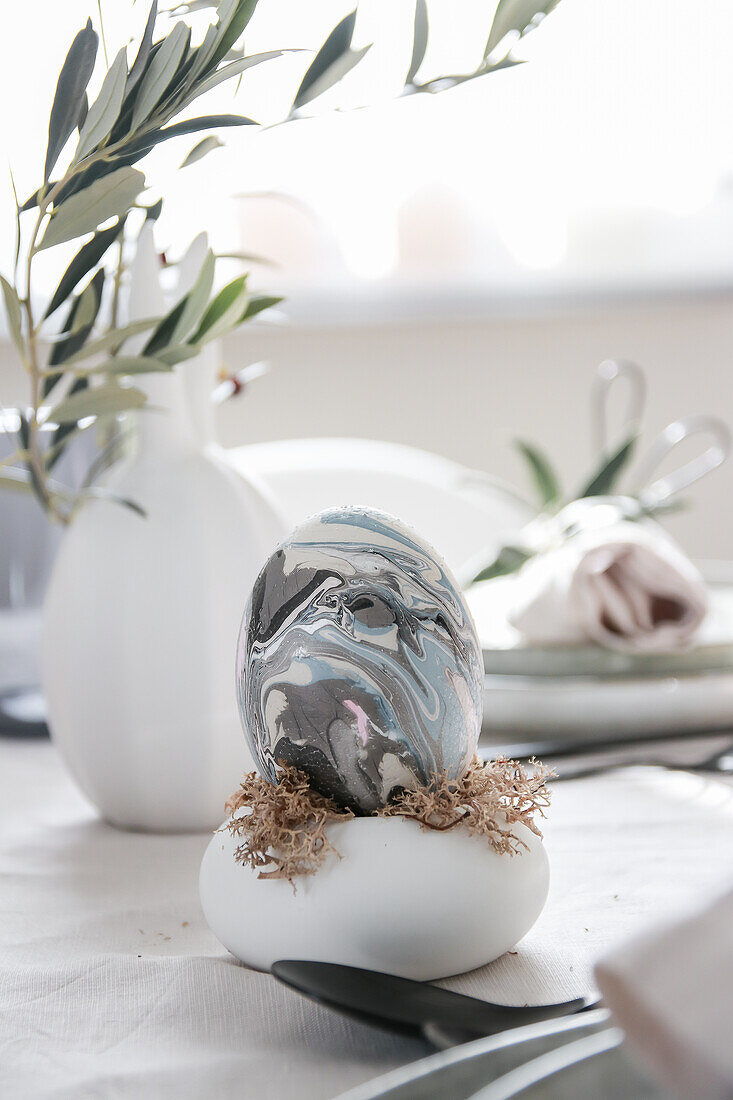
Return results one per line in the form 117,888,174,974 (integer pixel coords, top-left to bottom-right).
226,438,533,579
482,666,733,741
474,566,733,741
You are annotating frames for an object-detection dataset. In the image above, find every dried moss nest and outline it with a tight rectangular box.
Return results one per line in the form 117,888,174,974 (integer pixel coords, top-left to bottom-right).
224,756,553,884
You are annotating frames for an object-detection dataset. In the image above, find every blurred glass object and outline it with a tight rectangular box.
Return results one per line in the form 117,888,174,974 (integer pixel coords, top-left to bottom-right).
0,411,93,737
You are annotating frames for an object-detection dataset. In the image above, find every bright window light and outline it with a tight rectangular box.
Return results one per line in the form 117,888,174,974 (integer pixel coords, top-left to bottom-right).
1,0,732,298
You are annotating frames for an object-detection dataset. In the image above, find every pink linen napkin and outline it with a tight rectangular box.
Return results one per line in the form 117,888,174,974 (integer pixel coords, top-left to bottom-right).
507,517,707,653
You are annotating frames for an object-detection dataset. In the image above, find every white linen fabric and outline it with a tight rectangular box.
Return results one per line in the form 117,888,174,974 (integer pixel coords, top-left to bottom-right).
506,514,708,653
596,888,733,1100
1,739,732,1099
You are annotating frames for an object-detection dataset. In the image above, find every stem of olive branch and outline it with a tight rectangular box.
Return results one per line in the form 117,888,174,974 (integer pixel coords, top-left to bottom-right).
18,138,143,525
96,0,109,68
23,204,68,525
15,89,231,524
110,235,124,333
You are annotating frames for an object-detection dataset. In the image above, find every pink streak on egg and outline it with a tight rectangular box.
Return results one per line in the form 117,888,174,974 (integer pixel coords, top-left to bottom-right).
343,699,369,746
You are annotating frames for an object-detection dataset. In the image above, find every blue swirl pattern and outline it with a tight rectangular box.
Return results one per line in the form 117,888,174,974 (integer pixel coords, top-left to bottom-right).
237,507,484,813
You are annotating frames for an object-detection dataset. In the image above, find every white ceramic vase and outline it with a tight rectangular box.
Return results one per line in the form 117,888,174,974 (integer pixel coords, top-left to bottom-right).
42,228,285,831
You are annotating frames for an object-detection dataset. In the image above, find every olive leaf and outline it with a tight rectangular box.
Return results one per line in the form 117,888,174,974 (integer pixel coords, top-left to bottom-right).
514,438,561,507
81,484,147,518
294,10,360,109
39,167,146,250
20,187,48,213
161,113,258,138
176,9,226,93
9,165,21,277
45,305,84,394
70,279,100,333
217,250,275,266
75,47,128,161
78,428,132,491
169,250,216,342
124,113,256,159
77,93,89,134
46,355,166,381
15,412,48,505
180,135,223,167
50,381,148,424
209,0,259,71
190,275,248,343
44,20,98,180
240,294,283,321
155,344,201,366
484,0,561,59
297,44,371,108
0,276,24,356
127,0,158,95
183,49,287,105
470,545,532,585
577,434,637,499
82,355,173,376
59,318,160,365
406,0,429,84
131,20,190,129
137,251,214,358
184,24,220,88
46,269,106,381
45,378,89,469
44,218,124,319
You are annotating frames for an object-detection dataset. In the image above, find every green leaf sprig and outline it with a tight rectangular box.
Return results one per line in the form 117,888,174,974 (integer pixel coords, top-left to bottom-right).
468,429,682,586
1,0,563,524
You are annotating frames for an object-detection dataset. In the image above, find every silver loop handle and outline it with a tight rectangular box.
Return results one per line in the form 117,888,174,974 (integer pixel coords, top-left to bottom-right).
591,359,646,457
636,414,731,506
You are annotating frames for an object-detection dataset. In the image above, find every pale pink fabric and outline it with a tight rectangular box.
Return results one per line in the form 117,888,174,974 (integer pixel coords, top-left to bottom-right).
596,890,733,1100
508,520,707,653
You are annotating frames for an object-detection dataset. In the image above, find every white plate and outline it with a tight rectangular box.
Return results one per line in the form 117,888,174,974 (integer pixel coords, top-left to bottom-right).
226,438,533,579
481,667,733,741
475,567,733,741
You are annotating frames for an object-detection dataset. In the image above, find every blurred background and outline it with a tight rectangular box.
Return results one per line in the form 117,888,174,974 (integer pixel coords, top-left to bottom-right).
1,0,732,561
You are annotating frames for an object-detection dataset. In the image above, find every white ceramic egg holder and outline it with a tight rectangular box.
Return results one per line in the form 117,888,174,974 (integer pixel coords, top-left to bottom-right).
199,809,549,981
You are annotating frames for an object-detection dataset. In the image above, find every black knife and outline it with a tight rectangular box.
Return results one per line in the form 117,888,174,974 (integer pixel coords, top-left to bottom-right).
271,960,600,1044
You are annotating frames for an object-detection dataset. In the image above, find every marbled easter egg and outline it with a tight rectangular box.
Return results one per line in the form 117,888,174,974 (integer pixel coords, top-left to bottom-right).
236,507,484,813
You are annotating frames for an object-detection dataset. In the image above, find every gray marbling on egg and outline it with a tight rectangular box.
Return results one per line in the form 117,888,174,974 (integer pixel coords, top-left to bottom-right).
236,507,483,813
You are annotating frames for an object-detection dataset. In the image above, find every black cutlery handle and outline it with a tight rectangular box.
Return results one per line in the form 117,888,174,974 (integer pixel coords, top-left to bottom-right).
428,994,603,1044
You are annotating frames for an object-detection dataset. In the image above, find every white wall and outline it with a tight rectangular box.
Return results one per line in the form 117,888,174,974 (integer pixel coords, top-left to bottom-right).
217,292,733,560
2,290,732,558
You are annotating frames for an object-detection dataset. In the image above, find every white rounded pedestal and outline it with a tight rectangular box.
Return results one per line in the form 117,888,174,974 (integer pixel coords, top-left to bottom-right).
199,815,549,981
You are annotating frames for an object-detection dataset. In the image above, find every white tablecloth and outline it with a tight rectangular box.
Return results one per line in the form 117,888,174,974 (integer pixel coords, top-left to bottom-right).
1,738,732,1099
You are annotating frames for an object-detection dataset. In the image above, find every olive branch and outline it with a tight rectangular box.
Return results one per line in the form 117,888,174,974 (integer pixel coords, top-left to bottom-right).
0,0,561,525
469,435,687,586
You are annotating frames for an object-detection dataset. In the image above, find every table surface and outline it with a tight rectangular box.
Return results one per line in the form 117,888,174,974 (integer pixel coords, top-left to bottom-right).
2,738,732,1100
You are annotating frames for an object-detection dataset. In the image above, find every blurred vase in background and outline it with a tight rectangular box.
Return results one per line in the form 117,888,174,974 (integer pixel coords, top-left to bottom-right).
0,413,96,737
42,227,285,832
